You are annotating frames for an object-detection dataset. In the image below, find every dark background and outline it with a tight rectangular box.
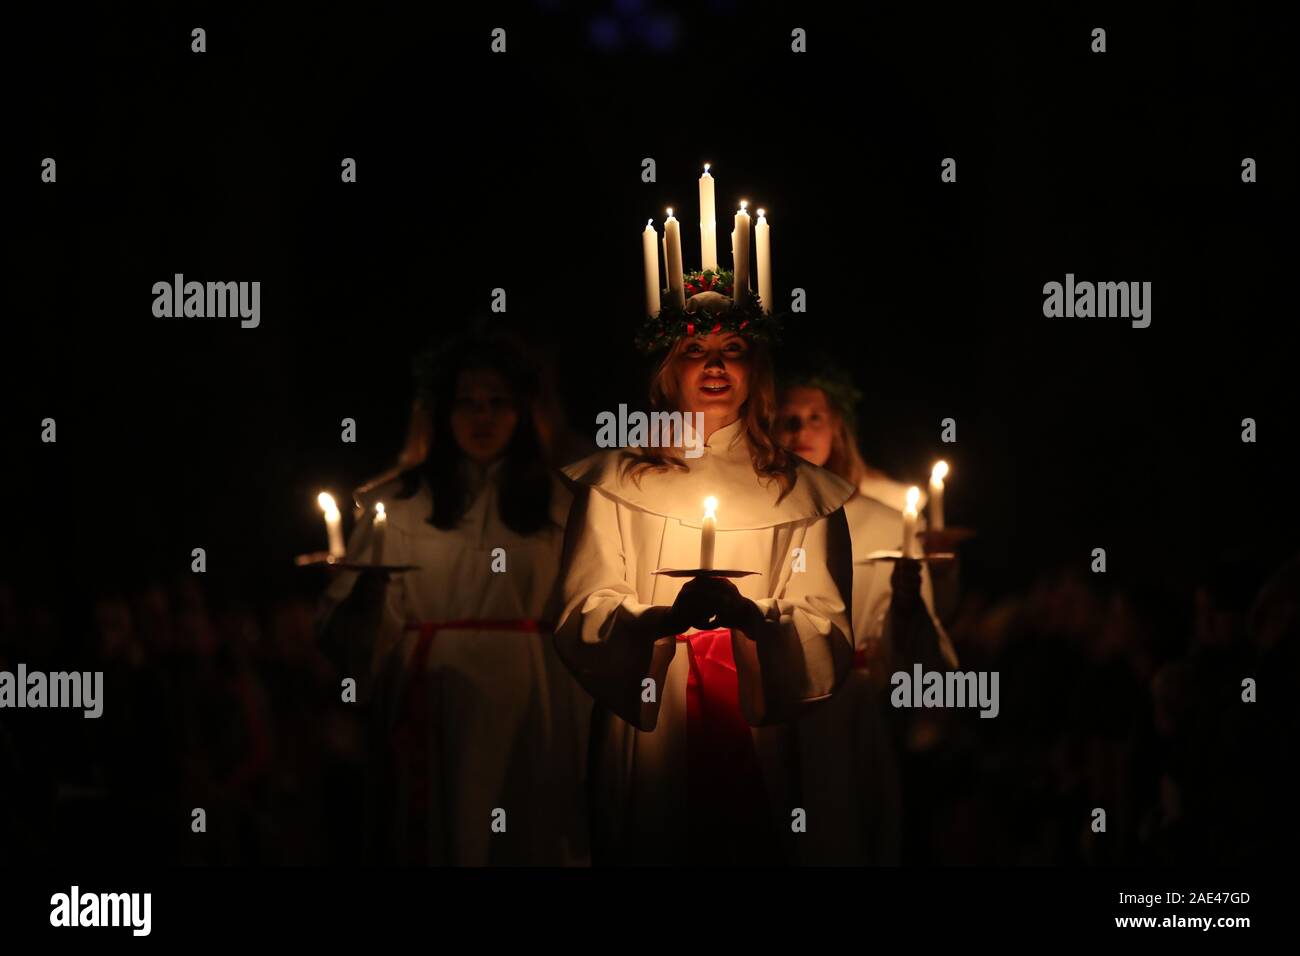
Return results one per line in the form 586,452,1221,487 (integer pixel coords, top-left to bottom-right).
3,1,1296,866
8,2,1296,596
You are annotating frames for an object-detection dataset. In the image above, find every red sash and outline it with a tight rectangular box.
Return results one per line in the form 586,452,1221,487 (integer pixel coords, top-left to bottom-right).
388,618,550,864
676,628,778,864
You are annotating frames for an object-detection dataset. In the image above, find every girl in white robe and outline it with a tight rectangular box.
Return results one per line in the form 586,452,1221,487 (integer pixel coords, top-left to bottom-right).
776,377,959,865
319,335,591,866
555,328,856,865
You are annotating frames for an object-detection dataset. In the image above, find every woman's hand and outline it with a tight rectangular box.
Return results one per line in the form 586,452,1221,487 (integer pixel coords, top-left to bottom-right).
669,575,763,635
890,557,923,621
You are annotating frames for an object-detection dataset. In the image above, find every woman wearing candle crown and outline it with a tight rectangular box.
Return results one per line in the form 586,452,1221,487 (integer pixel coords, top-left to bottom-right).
318,328,591,866
555,291,858,865
774,362,959,865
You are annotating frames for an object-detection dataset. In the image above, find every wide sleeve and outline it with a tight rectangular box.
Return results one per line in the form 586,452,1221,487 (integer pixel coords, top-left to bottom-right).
732,506,856,726
552,484,676,731
315,504,410,692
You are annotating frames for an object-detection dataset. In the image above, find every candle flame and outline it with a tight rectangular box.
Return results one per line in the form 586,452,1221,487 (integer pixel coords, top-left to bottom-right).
666,207,673,217
704,163,711,173
757,208,766,218
317,492,339,516
739,200,748,211
646,218,653,227
703,496,718,518
931,460,949,483
905,486,921,512
375,502,386,518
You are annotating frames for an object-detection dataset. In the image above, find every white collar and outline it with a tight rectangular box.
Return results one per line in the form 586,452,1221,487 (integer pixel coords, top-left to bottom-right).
704,416,747,452
562,420,854,530
856,474,927,515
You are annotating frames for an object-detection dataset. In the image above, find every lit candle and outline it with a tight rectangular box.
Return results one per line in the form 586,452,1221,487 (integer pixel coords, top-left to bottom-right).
642,219,661,316
755,208,772,314
901,486,920,559
732,201,751,305
699,163,717,272
929,461,949,531
664,208,685,308
700,496,718,570
317,492,345,560
371,502,387,565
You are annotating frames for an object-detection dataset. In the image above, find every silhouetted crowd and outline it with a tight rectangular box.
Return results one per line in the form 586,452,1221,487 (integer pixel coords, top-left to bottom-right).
2,547,1294,865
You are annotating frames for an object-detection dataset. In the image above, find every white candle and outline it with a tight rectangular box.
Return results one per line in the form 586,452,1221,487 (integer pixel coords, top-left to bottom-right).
664,208,685,308
700,496,718,570
901,486,920,559
929,461,948,531
732,201,751,305
755,208,772,314
662,235,669,291
699,163,717,272
318,492,345,560
642,219,661,316
371,502,387,565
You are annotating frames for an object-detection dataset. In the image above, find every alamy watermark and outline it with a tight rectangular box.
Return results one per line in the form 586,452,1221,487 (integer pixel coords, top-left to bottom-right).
50,886,151,936
0,664,103,718
152,274,260,328
596,404,706,459
891,663,999,718
1043,273,1151,328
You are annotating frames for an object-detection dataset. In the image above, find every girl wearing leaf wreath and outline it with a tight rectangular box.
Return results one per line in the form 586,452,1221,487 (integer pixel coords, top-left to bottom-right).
774,364,959,865
555,279,881,864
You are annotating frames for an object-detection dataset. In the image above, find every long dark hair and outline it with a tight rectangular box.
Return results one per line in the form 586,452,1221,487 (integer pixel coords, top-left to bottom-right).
399,330,555,536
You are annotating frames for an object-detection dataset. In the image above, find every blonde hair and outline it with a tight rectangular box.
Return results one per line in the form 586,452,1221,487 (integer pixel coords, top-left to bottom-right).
824,403,870,487
621,336,798,499
779,382,870,487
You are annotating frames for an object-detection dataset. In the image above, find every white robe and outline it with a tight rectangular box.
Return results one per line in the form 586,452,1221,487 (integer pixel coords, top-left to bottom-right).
554,418,855,864
791,485,959,865
320,461,591,866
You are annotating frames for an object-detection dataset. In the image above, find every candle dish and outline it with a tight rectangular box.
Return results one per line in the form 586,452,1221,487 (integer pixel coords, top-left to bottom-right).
863,550,957,564
652,568,761,578
294,552,420,572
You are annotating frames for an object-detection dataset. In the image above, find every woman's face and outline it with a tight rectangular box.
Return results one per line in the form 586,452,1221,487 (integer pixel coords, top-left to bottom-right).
776,386,834,467
672,332,752,423
450,367,518,465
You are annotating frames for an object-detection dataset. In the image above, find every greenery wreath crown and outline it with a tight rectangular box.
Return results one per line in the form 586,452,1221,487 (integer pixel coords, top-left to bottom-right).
778,358,866,431
634,268,784,354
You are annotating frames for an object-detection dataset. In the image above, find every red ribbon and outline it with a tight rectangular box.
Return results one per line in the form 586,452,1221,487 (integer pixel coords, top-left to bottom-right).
389,618,550,864
676,628,777,863
404,618,551,637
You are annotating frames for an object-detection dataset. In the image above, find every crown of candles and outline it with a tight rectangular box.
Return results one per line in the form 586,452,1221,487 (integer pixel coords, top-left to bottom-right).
637,163,781,354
